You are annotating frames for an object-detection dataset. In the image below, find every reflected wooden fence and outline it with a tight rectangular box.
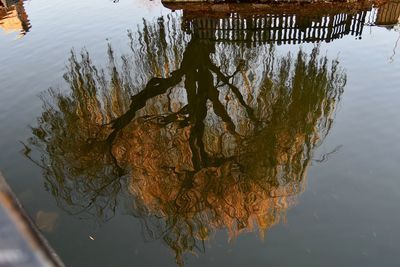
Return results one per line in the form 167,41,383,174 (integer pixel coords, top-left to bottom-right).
185,12,368,45
182,1,400,45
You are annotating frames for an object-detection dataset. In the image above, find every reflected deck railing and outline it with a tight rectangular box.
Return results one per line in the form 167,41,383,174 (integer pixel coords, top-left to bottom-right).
184,12,368,45
164,0,400,45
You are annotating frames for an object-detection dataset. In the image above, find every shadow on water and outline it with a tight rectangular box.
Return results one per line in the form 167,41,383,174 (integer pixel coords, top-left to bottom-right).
23,9,350,266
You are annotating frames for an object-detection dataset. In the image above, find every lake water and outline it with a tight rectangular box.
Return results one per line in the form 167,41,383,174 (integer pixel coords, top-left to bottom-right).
1,0,400,266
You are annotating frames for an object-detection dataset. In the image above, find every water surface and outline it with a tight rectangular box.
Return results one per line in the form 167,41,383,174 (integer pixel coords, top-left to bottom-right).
1,0,400,266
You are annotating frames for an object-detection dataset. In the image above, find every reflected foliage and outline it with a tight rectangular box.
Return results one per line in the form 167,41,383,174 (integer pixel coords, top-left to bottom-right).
27,14,346,266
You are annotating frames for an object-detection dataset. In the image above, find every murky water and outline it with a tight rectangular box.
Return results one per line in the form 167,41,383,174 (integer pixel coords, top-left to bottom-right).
1,0,400,266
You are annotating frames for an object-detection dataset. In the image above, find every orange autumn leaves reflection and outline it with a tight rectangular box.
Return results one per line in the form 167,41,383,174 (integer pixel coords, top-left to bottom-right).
27,15,346,266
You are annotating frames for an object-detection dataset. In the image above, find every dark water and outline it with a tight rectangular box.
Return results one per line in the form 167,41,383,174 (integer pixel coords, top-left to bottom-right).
1,0,400,266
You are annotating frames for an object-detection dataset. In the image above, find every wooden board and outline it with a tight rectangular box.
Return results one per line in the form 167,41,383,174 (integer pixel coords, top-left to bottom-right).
0,173,64,267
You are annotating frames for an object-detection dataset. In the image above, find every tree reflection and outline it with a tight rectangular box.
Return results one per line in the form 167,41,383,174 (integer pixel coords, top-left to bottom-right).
26,14,346,266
